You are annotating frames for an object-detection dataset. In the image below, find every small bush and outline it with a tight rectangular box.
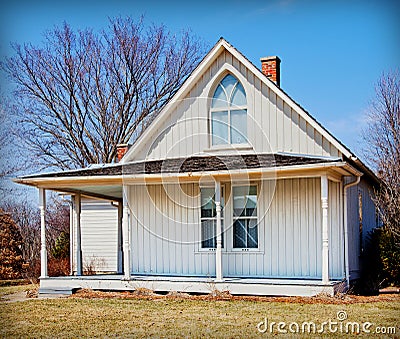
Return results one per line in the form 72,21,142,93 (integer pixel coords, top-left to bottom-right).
377,228,400,286
0,210,26,279
83,256,106,275
48,258,70,277
52,232,70,259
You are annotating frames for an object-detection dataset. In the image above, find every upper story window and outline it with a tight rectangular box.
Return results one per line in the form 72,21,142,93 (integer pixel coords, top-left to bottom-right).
211,74,247,146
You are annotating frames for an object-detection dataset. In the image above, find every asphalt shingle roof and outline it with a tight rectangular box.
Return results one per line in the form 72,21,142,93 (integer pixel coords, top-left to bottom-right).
21,154,340,179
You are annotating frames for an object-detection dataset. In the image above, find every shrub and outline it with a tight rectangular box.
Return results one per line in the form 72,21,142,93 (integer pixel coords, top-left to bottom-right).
48,258,70,277
0,209,26,279
52,231,70,259
377,228,400,286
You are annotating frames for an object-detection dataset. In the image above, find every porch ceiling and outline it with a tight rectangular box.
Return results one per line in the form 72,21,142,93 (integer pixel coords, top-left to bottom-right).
57,184,122,201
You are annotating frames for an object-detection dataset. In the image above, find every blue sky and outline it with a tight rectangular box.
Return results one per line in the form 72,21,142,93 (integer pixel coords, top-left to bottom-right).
1,0,399,156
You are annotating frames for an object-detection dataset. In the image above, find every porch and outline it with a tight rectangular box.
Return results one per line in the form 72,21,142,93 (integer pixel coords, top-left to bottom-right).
39,274,345,297
15,154,362,297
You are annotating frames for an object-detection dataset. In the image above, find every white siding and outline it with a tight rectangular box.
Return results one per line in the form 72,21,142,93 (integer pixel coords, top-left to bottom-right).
130,183,215,276
346,178,377,280
129,49,341,162
329,180,345,279
72,198,119,273
129,178,345,280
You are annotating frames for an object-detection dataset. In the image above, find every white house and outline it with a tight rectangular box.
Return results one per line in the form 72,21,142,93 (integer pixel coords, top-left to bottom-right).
16,38,379,296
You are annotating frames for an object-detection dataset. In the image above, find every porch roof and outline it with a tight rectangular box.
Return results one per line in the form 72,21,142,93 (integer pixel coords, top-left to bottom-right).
14,153,362,201
20,153,341,179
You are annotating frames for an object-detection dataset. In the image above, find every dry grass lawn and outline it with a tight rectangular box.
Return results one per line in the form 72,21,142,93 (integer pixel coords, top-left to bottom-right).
0,286,399,338
0,283,36,297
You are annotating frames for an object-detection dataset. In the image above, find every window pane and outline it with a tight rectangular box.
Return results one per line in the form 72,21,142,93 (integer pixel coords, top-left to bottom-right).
211,85,227,108
219,220,225,248
247,219,258,248
246,190,257,217
233,220,246,248
221,74,237,99
201,188,215,218
201,220,216,248
233,186,256,216
233,186,246,216
231,83,246,106
230,109,247,144
212,111,228,145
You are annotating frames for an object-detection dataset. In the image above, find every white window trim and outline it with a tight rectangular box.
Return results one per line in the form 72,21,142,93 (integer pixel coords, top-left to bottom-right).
209,75,249,148
230,183,260,252
197,185,227,253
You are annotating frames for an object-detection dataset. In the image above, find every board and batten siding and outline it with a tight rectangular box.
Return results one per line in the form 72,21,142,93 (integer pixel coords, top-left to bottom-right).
72,198,119,273
346,178,378,280
129,49,342,162
129,178,344,280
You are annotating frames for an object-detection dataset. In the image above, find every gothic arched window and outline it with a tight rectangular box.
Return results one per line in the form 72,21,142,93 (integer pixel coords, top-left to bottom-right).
211,74,247,145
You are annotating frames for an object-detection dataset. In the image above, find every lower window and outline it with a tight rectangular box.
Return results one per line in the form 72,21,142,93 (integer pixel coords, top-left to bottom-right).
233,185,258,248
200,187,224,249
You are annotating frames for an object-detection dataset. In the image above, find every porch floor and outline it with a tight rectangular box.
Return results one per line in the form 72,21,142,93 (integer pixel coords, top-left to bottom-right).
39,274,345,297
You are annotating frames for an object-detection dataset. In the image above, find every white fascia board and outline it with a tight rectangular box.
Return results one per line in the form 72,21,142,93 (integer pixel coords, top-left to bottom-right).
122,161,350,182
13,175,123,187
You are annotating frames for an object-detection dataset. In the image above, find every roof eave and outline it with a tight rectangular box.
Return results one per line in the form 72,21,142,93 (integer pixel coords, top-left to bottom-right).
13,161,355,188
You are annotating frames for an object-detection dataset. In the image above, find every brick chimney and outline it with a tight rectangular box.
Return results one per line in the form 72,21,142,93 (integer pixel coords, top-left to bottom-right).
116,144,131,162
260,56,281,86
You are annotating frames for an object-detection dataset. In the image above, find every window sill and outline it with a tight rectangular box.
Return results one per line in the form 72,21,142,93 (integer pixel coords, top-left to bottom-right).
195,248,227,254
195,249,264,254
204,144,254,153
230,248,263,254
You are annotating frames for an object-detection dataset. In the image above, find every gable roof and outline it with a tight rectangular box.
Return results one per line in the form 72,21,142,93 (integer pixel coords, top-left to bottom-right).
122,38,355,164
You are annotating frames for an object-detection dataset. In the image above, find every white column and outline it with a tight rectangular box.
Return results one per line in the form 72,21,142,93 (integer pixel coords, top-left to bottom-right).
343,176,361,287
39,188,48,278
69,201,74,275
122,186,131,280
321,175,329,284
74,194,83,276
117,202,123,274
215,181,223,282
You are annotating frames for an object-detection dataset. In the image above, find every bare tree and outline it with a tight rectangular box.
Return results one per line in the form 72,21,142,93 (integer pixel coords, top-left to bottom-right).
1,196,70,280
3,201,41,271
0,97,20,186
0,99,12,182
363,71,400,242
2,17,204,170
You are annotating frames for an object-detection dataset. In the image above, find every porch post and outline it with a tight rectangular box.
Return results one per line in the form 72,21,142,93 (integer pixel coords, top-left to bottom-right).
69,201,74,275
321,175,329,283
117,202,123,274
39,188,48,278
215,181,223,282
122,186,131,279
74,194,83,276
